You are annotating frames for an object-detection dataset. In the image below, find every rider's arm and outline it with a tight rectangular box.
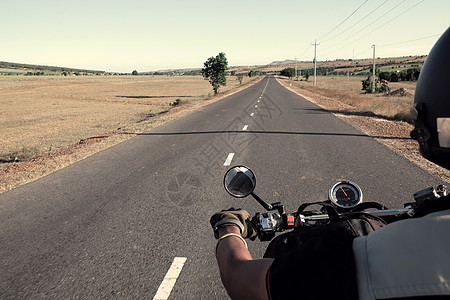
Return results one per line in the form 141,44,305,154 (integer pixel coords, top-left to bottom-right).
216,225,274,300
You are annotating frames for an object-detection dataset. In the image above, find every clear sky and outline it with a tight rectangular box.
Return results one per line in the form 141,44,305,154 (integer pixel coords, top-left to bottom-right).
1,0,449,72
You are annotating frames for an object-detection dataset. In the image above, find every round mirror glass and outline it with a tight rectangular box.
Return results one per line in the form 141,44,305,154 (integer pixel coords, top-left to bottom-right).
223,166,256,198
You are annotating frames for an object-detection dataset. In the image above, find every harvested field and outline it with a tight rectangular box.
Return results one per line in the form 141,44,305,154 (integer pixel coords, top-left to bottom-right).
1,75,254,161
0,75,261,192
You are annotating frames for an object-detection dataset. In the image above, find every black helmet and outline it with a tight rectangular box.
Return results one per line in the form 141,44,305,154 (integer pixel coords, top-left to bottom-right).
410,26,450,169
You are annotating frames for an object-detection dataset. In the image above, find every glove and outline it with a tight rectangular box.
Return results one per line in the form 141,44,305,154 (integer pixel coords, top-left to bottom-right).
210,208,257,240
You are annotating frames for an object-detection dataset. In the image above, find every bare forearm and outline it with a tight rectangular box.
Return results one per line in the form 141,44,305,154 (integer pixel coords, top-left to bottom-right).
215,226,273,300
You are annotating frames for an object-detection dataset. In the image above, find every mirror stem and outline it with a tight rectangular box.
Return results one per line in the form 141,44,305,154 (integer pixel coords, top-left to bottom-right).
251,192,273,210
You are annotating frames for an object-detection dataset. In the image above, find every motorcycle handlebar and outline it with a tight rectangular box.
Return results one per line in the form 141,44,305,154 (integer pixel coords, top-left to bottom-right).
252,207,414,241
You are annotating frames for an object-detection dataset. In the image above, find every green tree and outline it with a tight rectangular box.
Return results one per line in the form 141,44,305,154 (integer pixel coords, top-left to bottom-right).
280,67,295,79
131,70,138,75
390,72,400,82
378,71,390,81
201,52,228,95
405,68,420,81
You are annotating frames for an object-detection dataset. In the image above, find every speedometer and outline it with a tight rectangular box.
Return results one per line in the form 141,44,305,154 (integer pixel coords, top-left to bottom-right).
329,181,363,209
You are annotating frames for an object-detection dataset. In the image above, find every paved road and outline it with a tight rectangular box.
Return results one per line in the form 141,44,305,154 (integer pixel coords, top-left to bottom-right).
0,76,440,299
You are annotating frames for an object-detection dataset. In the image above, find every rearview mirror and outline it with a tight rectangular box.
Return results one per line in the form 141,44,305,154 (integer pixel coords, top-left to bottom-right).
223,166,256,198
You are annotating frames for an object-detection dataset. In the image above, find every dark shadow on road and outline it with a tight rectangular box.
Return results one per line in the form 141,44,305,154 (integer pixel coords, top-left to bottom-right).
301,108,412,123
292,107,329,114
116,95,193,99
137,130,410,140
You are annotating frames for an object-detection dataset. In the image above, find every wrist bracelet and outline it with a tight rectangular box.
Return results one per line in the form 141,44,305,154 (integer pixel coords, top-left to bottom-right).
213,219,244,238
216,233,248,253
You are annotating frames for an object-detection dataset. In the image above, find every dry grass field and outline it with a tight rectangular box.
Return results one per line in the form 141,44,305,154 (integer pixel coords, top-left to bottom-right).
0,75,260,192
1,75,256,161
280,75,417,122
0,68,25,73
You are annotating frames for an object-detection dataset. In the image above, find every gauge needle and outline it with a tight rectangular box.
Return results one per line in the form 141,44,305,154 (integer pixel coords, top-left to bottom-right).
340,186,348,196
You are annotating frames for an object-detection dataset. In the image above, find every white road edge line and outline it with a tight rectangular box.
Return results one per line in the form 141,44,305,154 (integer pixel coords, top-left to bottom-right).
242,125,248,131
153,257,187,300
223,153,235,166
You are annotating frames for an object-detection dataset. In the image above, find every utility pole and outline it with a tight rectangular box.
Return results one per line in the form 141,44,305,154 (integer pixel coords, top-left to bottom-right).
372,44,376,93
299,61,301,79
295,56,298,80
312,39,320,87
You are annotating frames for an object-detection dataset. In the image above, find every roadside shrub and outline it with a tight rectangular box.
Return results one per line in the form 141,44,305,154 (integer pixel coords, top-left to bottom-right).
170,99,181,106
361,76,372,92
236,73,244,84
361,76,390,93
377,83,391,93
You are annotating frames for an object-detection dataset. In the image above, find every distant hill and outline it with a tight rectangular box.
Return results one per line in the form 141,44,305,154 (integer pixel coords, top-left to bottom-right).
149,55,426,76
141,68,202,76
270,59,299,65
0,61,106,75
1,55,427,77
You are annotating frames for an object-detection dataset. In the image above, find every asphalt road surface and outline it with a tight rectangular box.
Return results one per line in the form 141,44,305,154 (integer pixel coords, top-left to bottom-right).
0,76,441,299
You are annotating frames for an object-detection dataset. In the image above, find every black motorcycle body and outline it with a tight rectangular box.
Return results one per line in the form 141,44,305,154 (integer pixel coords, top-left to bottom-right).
223,166,448,259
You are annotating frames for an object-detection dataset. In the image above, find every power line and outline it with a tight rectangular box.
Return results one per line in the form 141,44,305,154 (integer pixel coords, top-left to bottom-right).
353,33,438,58
321,0,408,53
322,0,389,43
321,0,426,58
297,45,313,61
318,0,369,41
353,0,425,42
379,33,441,47
355,47,372,57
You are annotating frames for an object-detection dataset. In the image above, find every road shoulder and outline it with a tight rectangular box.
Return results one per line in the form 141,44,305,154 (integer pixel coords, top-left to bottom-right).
275,77,449,183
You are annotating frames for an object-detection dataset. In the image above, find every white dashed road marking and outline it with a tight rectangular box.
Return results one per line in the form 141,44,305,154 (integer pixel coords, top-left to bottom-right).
153,257,187,300
223,153,235,166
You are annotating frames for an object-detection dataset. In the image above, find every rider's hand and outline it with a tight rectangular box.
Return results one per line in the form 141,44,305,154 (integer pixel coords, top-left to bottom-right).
210,208,257,240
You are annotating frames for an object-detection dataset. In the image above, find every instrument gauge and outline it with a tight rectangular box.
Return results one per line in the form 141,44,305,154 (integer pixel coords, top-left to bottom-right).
329,181,363,209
